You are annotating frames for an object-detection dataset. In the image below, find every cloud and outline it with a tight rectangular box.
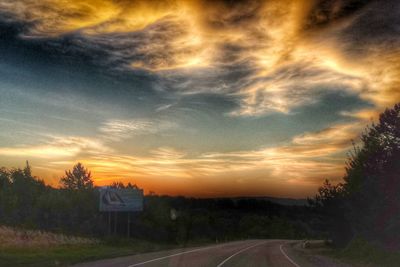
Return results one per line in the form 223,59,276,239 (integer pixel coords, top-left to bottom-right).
99,119,154,140
0,118,359,195
0,146,79,158
1,0,398,117
1,0,399,196
99,118,177,141
0,135,111,158
199,122,360,184
0,0,175,36
230,62,365,115
75,122,358,190
291,123,361,153
150,147,186,160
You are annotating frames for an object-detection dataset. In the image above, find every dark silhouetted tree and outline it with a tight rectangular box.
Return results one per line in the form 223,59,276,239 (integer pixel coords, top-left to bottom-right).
0,161,310,241
309,180,352,246
23,160,32,177
110,181,139,189
343,103,400,249
312,103,400,249
60,163,93,190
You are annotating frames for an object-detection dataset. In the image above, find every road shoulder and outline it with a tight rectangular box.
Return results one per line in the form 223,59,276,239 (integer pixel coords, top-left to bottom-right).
285,241,364,267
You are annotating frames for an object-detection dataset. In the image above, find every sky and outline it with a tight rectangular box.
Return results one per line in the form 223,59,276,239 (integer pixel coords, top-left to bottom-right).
0,0,399,198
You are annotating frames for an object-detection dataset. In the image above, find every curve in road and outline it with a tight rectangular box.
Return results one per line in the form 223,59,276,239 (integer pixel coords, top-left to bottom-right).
73,240,302,267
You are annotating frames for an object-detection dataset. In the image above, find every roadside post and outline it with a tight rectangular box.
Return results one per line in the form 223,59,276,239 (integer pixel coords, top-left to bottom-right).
108,211,111,235
99,187,144,237
127,212,131,237
114,211,117,235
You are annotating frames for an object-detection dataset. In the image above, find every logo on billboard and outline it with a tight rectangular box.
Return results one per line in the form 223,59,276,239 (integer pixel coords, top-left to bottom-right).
99,187,143,212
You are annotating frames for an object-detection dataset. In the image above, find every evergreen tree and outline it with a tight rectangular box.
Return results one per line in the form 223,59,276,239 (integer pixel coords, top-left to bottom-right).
60,163,93,190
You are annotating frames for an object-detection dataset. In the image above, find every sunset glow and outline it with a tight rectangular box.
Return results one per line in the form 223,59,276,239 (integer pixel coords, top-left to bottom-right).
0,0,399,197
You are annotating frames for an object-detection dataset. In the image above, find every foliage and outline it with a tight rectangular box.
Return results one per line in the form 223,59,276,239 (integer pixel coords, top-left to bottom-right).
343,104,400,249
60,163,93,190
329,238,400,267
308,180,351,246
0,162,313,245
0,162,47,228
312,103,400,249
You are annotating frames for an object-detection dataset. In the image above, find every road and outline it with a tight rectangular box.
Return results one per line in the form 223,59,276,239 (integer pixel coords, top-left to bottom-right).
73,240,313,267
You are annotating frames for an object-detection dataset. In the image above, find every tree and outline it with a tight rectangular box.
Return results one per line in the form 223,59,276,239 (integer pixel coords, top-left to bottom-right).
0,167,10,189
60,163,93,190
312,103,400,249
309,180,352,246
110,181,139,189
343,103,400,249
23,160,32,177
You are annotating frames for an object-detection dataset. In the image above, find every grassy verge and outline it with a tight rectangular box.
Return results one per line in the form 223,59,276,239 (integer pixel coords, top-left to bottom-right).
326,238,400,267
0,239,181,267
0,225,202,267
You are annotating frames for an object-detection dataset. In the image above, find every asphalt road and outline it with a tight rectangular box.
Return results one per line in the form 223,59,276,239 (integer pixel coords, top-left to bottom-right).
72,240,310,267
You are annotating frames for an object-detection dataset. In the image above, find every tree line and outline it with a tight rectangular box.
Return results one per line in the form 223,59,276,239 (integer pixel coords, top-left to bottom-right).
0,162,312,243
310,103,400,250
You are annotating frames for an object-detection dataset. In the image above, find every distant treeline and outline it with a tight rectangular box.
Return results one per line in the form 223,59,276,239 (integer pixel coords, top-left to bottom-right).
310,103,400,250
0,163,315,243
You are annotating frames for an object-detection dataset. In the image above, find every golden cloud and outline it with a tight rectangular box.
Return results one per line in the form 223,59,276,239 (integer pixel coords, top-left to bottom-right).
80,123,354,195
0,135,111,158
0,118,360,196
1,0,399,196
1,0,398,116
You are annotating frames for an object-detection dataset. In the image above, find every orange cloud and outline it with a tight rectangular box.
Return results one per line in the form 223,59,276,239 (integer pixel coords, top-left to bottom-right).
0,120,361,197
2,0,398,116
35,122,357,195
1,0,399,197
0,135,111,158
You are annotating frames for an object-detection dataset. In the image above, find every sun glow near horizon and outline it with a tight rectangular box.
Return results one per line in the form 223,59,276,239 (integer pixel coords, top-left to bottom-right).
0,0,399,197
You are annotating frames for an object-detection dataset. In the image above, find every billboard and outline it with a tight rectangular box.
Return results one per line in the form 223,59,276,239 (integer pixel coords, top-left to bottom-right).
99,187,143,212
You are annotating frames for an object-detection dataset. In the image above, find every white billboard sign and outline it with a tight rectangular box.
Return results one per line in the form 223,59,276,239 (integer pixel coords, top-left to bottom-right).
99,187,143,212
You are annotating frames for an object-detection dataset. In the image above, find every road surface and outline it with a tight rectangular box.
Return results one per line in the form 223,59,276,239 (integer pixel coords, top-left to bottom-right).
73,240,320,267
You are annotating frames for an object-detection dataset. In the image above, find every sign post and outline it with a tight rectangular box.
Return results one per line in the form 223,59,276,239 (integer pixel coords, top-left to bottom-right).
114,212,117,234
99,187,144,236
108,212,111,235
127,212,131,238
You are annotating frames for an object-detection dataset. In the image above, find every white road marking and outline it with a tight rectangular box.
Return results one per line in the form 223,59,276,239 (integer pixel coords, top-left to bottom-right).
216,241,268,267
280,244,301,267
127,241,300,267
127,242,237,267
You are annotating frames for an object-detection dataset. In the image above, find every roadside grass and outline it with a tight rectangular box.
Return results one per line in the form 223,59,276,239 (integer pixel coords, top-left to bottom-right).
0,226,182,267
0,241,175,267
0,226,97,248
0,226,219,267
327,238,400,267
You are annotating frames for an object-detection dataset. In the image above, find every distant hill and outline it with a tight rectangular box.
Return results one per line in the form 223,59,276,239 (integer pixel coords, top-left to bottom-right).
231,196,308,206
260,197,308,206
